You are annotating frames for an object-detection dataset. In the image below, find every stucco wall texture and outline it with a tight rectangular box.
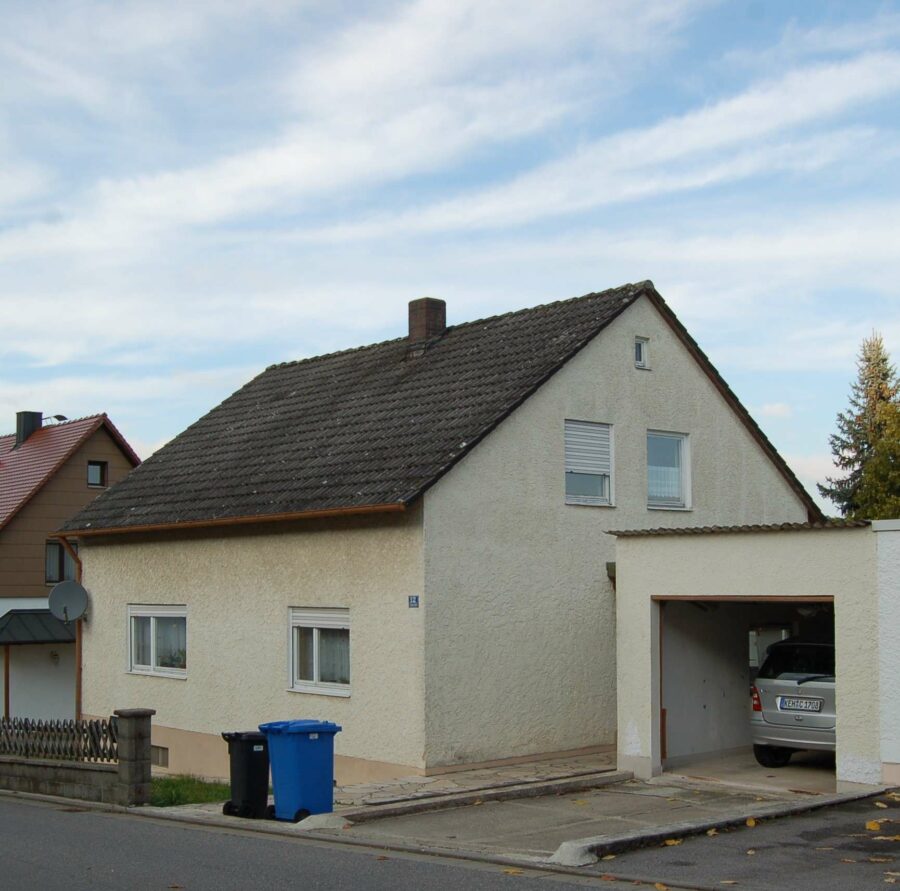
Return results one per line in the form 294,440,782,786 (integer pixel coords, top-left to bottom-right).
421,295,808,769
875,521,900,783
615,526,887,788
80,511,426,772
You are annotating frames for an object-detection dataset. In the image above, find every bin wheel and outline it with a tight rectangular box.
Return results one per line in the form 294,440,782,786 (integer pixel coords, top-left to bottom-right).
236,803,254,819
222,801,237,817
266,804,277,821
293,809,311,823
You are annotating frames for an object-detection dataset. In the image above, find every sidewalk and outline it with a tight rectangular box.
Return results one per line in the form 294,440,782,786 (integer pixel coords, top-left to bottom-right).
133,752,881,871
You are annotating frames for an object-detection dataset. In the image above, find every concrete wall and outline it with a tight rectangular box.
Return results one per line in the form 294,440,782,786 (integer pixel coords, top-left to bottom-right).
80,510,425,781
874,521,900,785
421,294,809,769
615,526,879,788
8,643,76,719
661,601,809,763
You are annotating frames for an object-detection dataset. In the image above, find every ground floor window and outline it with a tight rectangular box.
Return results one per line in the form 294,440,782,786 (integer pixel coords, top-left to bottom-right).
289,607,350,697
128,605,187,678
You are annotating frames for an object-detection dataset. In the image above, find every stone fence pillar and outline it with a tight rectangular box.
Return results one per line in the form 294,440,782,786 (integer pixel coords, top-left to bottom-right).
114,708,156,805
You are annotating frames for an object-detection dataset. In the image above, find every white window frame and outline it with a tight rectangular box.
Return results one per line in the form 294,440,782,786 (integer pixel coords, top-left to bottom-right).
127,605,187,679
635,337,649,369
288,607,351,698
564,419,615,507
647,430,691,510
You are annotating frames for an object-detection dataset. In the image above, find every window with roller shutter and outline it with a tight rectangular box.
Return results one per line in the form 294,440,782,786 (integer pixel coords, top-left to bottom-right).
565,419,613,506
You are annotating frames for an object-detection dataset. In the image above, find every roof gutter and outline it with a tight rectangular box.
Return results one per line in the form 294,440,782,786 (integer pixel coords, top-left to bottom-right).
56,501,407,539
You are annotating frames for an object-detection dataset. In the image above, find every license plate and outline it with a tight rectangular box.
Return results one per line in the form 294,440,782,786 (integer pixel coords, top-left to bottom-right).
778,697,822,712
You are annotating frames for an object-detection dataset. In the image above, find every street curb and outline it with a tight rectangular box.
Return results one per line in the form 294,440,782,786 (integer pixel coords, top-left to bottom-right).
548,785,889,867
340,769,633,822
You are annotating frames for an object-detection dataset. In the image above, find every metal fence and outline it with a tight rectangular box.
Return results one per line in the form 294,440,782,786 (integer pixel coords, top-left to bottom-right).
0,716,118,763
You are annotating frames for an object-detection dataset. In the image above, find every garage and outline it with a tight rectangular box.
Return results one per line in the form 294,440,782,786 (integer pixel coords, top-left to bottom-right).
658,596,835,793
613,520,900,792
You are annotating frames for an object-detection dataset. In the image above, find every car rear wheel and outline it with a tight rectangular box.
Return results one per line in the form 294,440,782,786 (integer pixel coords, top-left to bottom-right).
753,744,793,768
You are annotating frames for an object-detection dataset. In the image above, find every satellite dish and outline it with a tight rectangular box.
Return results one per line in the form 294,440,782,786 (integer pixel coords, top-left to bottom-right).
49,580,89,624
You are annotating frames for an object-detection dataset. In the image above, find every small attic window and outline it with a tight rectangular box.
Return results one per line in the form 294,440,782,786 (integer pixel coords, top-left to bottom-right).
87,461,108,487
634,337,649,369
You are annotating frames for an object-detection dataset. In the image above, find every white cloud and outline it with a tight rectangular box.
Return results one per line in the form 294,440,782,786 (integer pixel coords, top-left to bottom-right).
759,403,793,419
290,51,900,239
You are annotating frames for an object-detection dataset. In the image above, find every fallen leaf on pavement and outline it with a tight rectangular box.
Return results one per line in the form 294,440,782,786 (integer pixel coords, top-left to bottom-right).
599,876,617,882
707,828,719,837
868,821,884,831
885,879,896,885
746,818,757,828
376,856,389,861
654,883,668,890
502,868,524,875
601,854,616,860
875,802,889,809
746,849,756,856
875,836,900,842
473,799,483,806
841,858,858,863
663,838,683,846
572,799,588,807
870,857,894,863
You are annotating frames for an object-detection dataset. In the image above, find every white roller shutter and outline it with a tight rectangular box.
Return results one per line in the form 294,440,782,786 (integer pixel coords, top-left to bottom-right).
565,419,612,505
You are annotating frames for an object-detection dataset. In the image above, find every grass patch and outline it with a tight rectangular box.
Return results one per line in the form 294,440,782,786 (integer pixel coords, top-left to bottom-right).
150,774,231,807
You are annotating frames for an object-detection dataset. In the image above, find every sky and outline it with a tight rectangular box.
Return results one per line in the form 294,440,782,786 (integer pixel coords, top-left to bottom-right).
2,0,899,514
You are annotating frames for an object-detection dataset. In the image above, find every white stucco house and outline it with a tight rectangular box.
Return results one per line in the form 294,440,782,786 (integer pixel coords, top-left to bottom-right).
60,282,821,782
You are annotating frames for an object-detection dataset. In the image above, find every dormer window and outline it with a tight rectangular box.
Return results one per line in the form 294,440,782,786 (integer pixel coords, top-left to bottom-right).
87,461,108,487
635,337,649,369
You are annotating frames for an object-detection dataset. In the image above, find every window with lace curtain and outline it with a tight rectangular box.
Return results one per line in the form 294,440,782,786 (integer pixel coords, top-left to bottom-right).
289,607,350,697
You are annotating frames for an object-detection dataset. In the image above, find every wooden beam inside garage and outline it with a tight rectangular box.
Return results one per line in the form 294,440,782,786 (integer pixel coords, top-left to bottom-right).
651,595,834,603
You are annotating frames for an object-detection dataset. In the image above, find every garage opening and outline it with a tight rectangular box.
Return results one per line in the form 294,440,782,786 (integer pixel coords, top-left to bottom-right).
657,596,835,793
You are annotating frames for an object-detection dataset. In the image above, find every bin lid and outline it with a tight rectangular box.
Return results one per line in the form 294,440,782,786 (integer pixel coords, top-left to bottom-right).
221,730,268,742
258,719,342,735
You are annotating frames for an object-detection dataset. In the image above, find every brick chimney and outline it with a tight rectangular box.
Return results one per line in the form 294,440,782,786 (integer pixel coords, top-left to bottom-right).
15,411,42,448
408,298,446,344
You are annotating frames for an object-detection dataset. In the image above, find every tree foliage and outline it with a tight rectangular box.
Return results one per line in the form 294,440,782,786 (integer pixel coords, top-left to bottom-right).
818,333,899,518
853,400,900,519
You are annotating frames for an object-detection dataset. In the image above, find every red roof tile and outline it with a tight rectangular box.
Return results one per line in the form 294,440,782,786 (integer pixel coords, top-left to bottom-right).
0,415,140,532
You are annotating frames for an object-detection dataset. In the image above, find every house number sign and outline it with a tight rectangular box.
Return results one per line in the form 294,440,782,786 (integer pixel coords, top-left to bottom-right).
408,595,420,608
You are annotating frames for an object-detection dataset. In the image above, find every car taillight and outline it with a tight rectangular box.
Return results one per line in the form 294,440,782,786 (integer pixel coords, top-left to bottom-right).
751,686,762,712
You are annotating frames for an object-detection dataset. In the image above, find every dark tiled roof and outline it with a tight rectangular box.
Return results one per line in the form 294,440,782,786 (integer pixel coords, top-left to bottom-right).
0,610,76,645
0,415,140,532
64,283,651,532
63,281,822,535
608,520,870,538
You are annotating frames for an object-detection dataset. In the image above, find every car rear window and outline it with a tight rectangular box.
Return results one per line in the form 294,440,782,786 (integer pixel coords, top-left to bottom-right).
757,644,834,680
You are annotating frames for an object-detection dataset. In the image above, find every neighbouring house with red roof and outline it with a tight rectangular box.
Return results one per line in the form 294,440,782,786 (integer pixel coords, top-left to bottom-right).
0,413,139,720
62,283,821,783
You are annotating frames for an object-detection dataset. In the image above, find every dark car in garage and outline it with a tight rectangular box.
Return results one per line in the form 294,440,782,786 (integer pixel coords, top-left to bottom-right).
750,640,836,767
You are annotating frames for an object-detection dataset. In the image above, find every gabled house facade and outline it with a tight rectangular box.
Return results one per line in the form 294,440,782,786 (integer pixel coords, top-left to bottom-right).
0,413,140,719
62,283,820,782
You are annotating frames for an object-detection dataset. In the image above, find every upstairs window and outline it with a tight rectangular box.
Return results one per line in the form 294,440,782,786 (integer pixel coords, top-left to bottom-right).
565,419,613,506
87,461,108,487
45,541,78,584
635,337,649,369
647,431,690,509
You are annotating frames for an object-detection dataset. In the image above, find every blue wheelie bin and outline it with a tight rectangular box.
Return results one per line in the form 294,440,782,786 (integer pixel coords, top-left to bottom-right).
258,719,342,821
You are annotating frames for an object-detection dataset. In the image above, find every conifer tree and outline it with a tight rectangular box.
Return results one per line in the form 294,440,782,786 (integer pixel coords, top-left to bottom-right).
853,400,900,519
818,333,899,516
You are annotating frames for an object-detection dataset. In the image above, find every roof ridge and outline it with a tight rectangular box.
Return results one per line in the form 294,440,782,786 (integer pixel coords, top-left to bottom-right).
265,282,653,372
0,413,107,439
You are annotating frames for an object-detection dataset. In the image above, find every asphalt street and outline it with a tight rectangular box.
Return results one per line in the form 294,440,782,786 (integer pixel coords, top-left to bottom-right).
585,793,900,891
0,796,650,891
